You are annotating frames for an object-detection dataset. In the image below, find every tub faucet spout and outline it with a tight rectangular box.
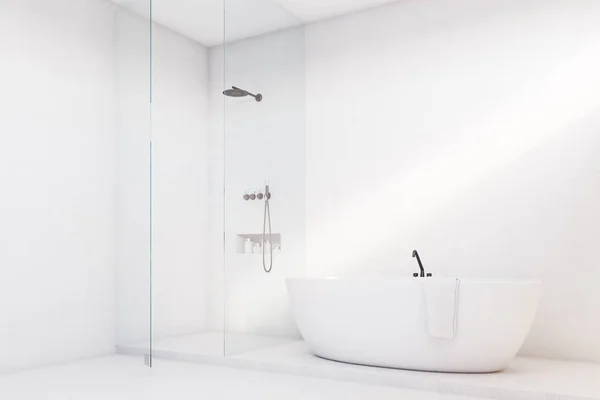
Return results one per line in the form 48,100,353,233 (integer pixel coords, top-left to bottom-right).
412,250,426,278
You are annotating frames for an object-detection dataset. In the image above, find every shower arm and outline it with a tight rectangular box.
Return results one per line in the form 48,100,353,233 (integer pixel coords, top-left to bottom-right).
232,86,259,99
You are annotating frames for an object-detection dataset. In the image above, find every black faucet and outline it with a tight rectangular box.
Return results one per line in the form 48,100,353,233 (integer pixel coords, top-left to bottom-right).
412,250,432,278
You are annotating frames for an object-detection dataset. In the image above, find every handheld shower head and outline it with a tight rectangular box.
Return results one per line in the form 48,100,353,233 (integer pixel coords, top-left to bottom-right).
223,86,263,102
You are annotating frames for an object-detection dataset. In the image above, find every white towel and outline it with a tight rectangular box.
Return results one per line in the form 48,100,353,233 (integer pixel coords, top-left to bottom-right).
421,278,460,339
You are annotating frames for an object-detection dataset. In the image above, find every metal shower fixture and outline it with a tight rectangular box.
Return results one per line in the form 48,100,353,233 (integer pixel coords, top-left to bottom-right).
223,86,263,102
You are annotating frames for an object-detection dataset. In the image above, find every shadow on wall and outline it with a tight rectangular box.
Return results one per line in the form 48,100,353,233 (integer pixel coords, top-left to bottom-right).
307,37,600,278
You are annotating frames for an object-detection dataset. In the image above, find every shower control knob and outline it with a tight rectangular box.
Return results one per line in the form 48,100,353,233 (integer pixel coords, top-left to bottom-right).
427,273,433,277
257,192,264,200
250,193,257,200
266,192,271,200
413,273,419,278
243,193,250,201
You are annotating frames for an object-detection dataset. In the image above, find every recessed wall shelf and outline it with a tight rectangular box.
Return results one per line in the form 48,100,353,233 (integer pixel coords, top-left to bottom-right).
235,233,282,254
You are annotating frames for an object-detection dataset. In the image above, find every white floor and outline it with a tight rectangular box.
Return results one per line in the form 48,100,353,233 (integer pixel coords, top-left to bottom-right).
119,331,291,356
116,332,600,400
0,355,485,400
236,342,600,400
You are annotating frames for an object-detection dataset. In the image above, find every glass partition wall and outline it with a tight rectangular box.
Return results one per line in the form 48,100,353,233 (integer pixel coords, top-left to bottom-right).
115,0,306,365
223,0,306,356
114,0,153,365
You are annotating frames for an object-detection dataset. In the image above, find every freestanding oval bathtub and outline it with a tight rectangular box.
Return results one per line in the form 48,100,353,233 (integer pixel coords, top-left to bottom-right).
287,277,541,373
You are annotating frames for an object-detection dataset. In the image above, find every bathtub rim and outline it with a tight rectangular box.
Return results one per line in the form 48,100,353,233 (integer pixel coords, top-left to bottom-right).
287,277,543,285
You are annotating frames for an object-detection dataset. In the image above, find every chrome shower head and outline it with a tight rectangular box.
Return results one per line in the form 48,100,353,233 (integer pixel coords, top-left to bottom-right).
223,86,263,102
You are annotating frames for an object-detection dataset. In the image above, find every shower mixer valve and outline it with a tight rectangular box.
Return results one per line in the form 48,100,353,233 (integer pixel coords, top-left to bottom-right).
243,190,271,201
242,184,274,273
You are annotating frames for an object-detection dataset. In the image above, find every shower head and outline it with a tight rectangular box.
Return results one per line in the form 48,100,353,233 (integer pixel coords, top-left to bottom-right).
223,86,263,102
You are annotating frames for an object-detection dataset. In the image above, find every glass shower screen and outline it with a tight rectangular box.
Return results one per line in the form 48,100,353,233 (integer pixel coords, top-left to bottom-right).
113,0,153,365
223,0,307,356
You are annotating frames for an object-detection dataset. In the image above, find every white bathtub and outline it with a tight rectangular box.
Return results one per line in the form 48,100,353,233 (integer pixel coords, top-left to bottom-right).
287,277,541,373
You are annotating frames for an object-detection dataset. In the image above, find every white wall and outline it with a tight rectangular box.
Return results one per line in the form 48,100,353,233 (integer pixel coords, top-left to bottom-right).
305,0,600,362
114,6,152,348
119,0,600,363
115,10,210,344
207,46,225,335
151,22,210,340
0,0,117,373
207,0,600,362
0,0,210,371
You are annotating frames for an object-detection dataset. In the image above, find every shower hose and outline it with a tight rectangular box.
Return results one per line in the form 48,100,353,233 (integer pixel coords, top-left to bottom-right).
262,187,273,273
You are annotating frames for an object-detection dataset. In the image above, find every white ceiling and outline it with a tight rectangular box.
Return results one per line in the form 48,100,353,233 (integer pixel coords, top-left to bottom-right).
112,0,401,47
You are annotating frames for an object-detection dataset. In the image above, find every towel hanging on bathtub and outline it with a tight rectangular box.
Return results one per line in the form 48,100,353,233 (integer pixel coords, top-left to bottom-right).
421,278,460,339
